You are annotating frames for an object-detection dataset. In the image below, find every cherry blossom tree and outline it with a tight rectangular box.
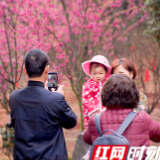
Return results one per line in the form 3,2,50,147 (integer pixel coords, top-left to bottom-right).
0,0,50,114
0,0,26,114
0,0,146,131
34,0,146,130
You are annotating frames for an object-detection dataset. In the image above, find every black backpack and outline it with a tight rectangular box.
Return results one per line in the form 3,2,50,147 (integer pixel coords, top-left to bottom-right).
89,111,137,160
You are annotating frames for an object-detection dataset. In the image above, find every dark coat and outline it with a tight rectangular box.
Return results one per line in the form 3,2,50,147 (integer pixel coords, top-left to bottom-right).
9,81,77,160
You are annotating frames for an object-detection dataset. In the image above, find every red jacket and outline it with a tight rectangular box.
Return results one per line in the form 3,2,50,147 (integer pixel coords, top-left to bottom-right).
83,109,160,146
82,79,106,129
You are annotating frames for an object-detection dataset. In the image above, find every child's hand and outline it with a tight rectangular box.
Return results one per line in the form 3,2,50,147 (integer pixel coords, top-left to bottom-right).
88,108,100,118
91,110,99,116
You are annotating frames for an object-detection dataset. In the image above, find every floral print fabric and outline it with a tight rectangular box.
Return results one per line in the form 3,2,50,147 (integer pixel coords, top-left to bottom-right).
82,79,106,129
134,92,148,113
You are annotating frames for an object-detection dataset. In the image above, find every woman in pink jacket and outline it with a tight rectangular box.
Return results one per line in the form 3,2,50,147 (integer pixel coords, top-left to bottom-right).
82,55,111,129
83,74,160,149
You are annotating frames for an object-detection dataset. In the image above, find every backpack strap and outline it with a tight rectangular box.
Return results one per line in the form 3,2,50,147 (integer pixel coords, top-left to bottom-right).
95,113,102,135
117,111,137,135
95,111,137,136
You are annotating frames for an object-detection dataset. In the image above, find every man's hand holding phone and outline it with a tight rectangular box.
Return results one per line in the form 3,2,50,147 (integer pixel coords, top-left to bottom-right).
48,72,58,91
56,84,64,95
46,82,64,95
45,71,64,96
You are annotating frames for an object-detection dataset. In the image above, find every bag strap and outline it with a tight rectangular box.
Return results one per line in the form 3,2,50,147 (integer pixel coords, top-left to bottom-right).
95,111,137,135
95,113,102,135
116,111,137,135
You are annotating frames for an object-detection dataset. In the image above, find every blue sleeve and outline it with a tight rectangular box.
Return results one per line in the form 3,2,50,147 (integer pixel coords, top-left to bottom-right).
54,94,77,129
59,97,77,129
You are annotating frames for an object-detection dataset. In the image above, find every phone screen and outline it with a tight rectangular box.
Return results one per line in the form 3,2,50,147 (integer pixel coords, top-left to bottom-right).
48,72,58,91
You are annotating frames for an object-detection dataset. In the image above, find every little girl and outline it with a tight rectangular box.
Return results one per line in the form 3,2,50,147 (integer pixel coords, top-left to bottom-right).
82,55,111,129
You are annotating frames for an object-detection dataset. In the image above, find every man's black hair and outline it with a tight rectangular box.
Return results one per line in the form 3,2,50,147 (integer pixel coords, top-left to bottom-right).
25,49,49,78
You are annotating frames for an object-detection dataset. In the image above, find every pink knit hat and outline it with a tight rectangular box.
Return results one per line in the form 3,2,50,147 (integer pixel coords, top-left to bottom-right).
82,55,111,78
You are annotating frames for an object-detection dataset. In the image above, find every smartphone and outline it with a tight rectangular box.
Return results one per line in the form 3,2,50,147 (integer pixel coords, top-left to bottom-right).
48,72,58,91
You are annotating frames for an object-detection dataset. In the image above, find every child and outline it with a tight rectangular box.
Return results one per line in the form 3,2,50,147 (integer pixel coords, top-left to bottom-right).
82,55,111,130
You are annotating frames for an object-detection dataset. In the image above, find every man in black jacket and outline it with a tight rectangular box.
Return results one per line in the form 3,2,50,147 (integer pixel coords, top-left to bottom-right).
9,49,77,160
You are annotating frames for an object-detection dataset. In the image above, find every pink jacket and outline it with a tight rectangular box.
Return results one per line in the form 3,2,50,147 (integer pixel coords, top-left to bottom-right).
82,79,106,129
83,109,160,146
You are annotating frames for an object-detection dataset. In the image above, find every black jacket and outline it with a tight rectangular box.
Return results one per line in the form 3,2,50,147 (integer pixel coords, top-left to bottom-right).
9,81,77,160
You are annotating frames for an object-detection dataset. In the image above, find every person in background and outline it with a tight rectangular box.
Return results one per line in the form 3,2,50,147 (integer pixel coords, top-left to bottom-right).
111,58,148,113
9,49,77,160
82,55,111,130
83,74,160,160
